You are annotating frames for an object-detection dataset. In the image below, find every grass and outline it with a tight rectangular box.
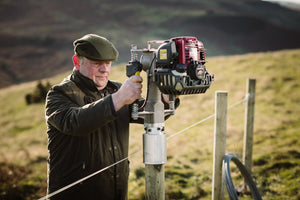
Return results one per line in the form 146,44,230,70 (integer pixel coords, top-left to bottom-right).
0,49,299,199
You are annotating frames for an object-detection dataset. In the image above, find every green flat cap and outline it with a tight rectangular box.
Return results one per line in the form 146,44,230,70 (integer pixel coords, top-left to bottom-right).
73,34,119,61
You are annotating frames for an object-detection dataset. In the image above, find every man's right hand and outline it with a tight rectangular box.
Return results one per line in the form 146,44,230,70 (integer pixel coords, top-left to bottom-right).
111,75,143,111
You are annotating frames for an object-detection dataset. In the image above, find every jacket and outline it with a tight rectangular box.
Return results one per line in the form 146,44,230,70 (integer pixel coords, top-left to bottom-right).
45,69,137,200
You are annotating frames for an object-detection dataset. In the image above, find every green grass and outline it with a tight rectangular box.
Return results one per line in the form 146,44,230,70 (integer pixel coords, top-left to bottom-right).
0,49,299,199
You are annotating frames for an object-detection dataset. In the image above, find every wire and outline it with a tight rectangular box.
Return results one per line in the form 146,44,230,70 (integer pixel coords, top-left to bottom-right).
167,113,215,140
167,94,248,140
38,95,249,200
223,153,262,200
228,94,248,109
38,150,141,200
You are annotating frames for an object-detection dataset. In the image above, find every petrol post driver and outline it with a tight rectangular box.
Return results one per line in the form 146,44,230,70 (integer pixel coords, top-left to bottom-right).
126,36,214,200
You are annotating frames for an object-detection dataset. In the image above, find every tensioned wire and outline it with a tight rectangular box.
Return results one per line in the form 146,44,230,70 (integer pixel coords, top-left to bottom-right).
38,94,248,200
167,93,248,140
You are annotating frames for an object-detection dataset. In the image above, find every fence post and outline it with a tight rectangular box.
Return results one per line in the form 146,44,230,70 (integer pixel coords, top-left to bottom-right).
212,91,228,200
243,78,256,174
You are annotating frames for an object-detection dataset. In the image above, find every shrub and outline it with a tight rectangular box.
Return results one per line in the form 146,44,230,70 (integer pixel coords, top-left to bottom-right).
25,81,51,105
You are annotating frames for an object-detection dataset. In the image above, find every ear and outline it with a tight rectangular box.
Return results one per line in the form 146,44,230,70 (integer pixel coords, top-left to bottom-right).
72,55,80,71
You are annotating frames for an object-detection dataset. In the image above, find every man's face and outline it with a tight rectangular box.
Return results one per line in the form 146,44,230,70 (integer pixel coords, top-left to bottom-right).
79,57,111,90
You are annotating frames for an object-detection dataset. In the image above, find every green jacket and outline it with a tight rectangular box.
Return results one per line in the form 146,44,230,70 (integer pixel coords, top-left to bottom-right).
45,69,140,200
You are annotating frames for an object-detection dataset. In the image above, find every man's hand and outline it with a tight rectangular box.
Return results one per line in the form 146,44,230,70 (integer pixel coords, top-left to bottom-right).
112,75,143,111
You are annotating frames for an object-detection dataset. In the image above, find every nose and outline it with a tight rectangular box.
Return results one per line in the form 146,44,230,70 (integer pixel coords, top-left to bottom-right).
98,64,109,72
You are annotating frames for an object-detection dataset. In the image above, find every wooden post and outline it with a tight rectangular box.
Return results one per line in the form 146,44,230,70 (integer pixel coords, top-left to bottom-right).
243,78,256,174
145,164,165,200
212,91,228,200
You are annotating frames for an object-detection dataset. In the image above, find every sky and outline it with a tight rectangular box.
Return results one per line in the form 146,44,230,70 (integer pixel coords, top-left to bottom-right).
262,0,300,4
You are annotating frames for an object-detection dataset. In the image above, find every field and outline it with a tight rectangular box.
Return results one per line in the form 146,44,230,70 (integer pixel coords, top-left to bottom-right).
0,49,299,199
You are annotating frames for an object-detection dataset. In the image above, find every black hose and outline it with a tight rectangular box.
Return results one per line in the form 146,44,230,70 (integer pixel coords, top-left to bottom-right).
222,153,262,200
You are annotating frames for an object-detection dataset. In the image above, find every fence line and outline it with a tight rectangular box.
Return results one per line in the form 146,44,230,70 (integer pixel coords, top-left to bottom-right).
212,78,256,199
38,94,249,200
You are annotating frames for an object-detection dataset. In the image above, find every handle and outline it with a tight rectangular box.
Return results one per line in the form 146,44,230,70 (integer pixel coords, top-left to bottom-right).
132,71,141,120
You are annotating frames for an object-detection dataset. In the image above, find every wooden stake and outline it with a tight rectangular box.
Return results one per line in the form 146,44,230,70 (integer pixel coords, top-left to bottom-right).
243,78,256,174
212,91,228,200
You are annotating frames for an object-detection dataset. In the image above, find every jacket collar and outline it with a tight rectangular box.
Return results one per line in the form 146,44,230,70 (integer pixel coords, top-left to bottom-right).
71,69,118,94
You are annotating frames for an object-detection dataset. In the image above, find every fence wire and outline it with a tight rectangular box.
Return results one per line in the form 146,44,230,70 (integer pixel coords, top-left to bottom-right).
38,94,248,200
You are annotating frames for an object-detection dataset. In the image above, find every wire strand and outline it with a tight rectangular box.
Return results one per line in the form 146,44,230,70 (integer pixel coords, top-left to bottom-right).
167,94,248,140
167,113,215,140
228,94,248,109
38,150,141,200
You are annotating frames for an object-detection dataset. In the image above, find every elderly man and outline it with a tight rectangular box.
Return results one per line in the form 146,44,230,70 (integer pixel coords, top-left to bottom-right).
45,34,179,200
45,34,144,200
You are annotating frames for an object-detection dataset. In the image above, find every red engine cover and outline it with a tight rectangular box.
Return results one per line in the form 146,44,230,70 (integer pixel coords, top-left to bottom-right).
171,36,206,65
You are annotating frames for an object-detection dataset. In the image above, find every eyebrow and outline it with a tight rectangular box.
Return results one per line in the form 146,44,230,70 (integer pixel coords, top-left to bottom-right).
91,61,110,64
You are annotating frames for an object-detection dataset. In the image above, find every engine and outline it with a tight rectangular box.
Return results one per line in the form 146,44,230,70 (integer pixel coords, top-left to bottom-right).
126,36,214,95
154,36,214,95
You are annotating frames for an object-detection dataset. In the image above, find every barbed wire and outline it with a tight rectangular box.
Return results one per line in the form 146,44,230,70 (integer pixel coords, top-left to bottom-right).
38,94,249,200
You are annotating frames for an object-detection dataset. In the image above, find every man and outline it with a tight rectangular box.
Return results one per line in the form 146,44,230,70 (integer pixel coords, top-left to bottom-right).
45,34,179,200
45,34,143,200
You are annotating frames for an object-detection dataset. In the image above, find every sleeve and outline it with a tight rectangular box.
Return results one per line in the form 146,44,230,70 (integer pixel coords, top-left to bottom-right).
45,85,116,136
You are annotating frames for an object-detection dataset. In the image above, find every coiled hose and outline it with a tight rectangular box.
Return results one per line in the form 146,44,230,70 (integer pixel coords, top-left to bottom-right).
222,153,262,200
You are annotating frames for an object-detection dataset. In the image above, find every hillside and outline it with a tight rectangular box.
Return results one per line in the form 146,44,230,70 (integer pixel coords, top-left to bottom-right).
1,0,300,88
0,49,299,199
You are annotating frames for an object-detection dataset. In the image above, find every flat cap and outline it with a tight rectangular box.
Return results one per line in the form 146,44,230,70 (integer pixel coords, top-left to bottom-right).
73,34,119,61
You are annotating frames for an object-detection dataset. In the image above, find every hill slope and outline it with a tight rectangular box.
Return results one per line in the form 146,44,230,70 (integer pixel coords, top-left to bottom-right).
1,0,300,88
0,49,299,199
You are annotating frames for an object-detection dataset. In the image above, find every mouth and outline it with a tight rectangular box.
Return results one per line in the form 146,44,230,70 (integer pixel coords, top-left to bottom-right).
96,75,107,80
